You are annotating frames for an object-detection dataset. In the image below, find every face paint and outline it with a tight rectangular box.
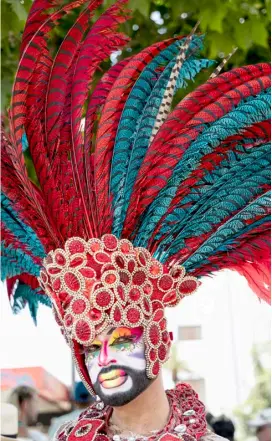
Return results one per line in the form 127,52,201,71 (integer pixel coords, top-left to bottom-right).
84,326,153,406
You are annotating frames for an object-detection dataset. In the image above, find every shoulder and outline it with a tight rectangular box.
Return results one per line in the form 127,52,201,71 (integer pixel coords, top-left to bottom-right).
200,431,229,441
53,402,108,440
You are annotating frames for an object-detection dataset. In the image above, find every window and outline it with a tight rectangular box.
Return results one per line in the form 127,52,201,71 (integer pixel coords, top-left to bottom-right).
178,325,202,341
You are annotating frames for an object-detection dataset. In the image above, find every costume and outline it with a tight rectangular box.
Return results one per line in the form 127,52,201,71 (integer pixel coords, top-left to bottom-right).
1,0,271,439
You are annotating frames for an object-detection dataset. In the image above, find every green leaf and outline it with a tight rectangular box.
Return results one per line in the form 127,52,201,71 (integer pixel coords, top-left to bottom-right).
250,17,269,47
129,0,150,18
6,0,28,22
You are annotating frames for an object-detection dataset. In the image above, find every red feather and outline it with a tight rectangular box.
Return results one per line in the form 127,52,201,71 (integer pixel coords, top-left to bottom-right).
94,37,183,233
70,0,130,238
123,64,271,237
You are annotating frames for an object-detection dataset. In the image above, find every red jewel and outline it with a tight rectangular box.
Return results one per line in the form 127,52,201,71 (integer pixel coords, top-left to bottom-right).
65,313,73,327
115,255,125,269
75,320,91,342
70,255,84,268
152,361,160,376
132,270,146,285
96,290,112,308
72,298,86,314
127,259,136,273
55,252,66,266
64,272,81,291
95,252,111,264
115,284,126,302
120,242,130,253
137,251,147,266
178,278,198,295
68,239,85,254
89,241,101,253
80,267,96,278
104,273,117,284
153,309,164,322
119,271,130,285
89,308,102,321
142,297,151,314
149,348,157,361
158,344,167,361
126,307,140,324
112,305,122,322
163,290,178,305
149,324,160,346
149,262,161,276
103,234,118,250
158,275,173,291
129,287,141,302
48,267,61,275
52,278,61,291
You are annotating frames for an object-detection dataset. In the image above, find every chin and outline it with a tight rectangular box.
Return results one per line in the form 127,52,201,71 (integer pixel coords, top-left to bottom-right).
93,366,153,407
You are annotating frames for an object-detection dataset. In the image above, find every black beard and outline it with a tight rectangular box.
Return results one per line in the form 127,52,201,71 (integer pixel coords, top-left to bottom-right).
93,364,153,407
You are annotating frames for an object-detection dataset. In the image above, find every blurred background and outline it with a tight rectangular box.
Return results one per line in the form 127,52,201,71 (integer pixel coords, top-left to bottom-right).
1,0,271,440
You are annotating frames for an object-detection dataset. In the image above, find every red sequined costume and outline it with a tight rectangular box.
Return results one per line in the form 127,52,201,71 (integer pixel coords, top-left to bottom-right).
1,0,270,439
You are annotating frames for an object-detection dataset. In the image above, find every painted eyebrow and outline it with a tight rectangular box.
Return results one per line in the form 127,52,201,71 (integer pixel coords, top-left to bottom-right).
106,327,116,336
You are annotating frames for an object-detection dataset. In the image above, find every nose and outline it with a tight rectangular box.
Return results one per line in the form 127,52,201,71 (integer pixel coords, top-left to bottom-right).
98,342,117,367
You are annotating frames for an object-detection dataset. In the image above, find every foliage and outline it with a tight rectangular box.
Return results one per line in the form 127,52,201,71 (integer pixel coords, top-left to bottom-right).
1,0,271,111
234,342,271,439
165,344,191,384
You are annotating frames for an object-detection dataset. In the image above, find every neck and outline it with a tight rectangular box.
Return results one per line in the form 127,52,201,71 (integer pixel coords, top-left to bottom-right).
110,375,170,436
18,411,29,437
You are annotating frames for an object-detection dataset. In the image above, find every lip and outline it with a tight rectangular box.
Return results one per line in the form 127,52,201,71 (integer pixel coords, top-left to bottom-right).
99,369,128,389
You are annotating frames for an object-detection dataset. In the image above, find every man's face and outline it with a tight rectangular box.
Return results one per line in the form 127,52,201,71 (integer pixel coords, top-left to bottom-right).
257,425,271,441
84,326,153,406
23,395,38,425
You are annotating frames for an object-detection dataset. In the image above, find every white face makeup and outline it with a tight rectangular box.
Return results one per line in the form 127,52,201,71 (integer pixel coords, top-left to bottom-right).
84,326,153,406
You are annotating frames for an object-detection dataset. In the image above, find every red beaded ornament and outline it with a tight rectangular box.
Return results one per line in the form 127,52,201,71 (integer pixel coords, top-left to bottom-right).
39,234,199,393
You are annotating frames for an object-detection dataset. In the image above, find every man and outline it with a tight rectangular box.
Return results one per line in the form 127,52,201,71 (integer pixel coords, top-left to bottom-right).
2,0,270,440
1,403,20,441
209,415,235,441
48,382,94,439
249,409,271,441
8,386,47,441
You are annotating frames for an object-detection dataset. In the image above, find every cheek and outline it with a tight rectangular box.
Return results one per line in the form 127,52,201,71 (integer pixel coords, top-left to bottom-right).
110,341,146,369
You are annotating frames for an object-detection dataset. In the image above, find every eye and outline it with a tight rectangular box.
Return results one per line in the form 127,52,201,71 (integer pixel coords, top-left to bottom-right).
111,336,134,346
85,344,101,354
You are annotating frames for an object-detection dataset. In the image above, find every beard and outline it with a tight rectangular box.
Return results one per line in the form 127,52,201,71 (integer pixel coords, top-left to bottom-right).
93,364,153,407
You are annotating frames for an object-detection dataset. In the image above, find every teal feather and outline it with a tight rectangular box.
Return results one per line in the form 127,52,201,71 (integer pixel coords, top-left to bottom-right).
182,192,270,271
110,36,204,235
1,193,46,258
12,283,51,325
114,57,214,236
154,143,270,247
1,245,41,278
135,90,271,246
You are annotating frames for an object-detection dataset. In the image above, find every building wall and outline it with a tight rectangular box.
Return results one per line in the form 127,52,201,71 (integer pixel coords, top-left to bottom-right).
162,270,271,415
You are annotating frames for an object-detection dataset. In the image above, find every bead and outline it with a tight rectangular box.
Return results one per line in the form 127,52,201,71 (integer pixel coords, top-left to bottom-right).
174,424,187,434
96,401,105,410
189,418,196,424
183,409,196,416
113,436,121,441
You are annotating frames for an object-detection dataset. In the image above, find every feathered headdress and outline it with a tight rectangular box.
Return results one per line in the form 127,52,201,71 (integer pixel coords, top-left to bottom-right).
1,0,271,394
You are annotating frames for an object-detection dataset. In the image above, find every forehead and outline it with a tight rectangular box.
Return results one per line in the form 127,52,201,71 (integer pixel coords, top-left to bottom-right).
96,326,142,341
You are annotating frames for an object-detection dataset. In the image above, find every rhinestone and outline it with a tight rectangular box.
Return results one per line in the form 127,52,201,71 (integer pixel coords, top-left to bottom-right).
183,409,196,416
174,424,187,434
128,437,136,441
113,436,121,441
96,401,105,410
189,418,196,424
